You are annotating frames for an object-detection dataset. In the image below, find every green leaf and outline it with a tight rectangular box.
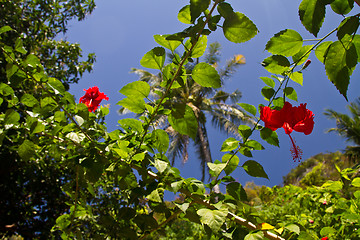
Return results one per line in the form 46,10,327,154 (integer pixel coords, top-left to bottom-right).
4,109,20,125
146,189,162,203
337,16,359,40
192,62,221,88
238,125,252,139
260,127,279,147
285,224,300,234
221,137,239,152
284,87,298,101
244,231,264,240
175,202,190,213
178,5,193,24
154,34,181,52
266,29,303,56
168,105,198,140
217,2,234,19
292,45,313,65
48,78,65,95
18,139,35,161
30,121,45,134
190,0,210,22
0,26,13,35
226,182,247,201
238,103,257,116
261,86,275,100
66,132,86,144
242,160,269,179
140,47,165,69
299,0,326,37
351,177,360,187
152,129,169,154
120,81,150,99
14,38,27,54
207,161,226,177
260,77,275,88
321,180,343,191
197,208,227,232
21,94,39,107
315,41,332,63
185,35,207,58
117,97,145,114
262,55,290,74
223,12,258,43
324,41,357,100
289,72,303,85
0,83,14,96
154,159,169,174
40,97,57,111
320,226,336,236
246,140,264,151
331,0,354,15
222,153,240,175
24,54,41,68
5,64,18,79
133,152,145,161
118,118,143,133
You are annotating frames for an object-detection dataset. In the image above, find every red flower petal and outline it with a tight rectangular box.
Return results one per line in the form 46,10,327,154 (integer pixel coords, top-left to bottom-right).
79,86,109,112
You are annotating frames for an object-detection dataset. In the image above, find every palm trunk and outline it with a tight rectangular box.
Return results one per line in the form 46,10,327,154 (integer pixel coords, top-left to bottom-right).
197,124,220,194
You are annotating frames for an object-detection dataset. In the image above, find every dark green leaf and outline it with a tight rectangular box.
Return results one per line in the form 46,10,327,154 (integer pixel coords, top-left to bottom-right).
324,41,357,99
222,153,240,175
331,0,354,15
266,29,303,56
223,12,258,43
190,0,210,22
238,103,257,116
299,0,326,37
226,182,247,201
168,105,198,140
284,87,298,101
261,86,275,100
192,62,221,88
238,125,252,139
140,47,165,69
217,2,234,19
221,137,239,152
260,127,279,147
0,83,14,96
261,55,290,74
18,139,35,161
337,16,359,40
6,64,18,79
242,160,269,179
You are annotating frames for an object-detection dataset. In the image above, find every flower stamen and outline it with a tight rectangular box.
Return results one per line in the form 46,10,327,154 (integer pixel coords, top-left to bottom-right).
288,134,303,162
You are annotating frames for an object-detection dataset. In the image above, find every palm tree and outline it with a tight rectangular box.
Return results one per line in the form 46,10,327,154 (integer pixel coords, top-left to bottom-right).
121,42,255,187
325,97,360,160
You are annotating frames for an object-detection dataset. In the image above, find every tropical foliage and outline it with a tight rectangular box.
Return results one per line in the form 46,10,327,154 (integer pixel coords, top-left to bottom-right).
1,0,360,239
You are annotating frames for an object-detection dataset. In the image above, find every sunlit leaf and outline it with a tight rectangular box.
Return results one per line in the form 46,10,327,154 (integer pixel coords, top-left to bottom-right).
261,55,290,74
154,34,181,52
185,35,207,58
18,139,35,161
266,29,303,56
168,105,198,140
292,45,313,65
238,103,257,116
222,153,239,175
140,47,165,69
260,127,279,147
207,161,226,177
178,5,193,24
192,62,221,88
238,125,252,139
117,97,145,114
260,77,275,88
152,129,169,154
221,137,239,152
315,41,332,63
285,224,300,234
223,12,258,43
197,208,227,232
284,87,298,101
289,71,303,85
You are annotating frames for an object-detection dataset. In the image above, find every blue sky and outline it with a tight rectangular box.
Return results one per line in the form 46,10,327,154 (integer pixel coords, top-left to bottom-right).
64,0,360,188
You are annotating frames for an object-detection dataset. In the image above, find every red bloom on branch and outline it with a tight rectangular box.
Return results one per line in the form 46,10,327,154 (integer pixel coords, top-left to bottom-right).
321,237,329,240
260,102,314,162
79,86,109,112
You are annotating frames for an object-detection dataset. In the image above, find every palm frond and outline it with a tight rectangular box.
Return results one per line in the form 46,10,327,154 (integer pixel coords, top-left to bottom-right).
166,126,190,165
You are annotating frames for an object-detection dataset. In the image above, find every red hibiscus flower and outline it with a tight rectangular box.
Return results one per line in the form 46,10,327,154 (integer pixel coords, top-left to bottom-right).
321,237,329,240
260,102,314,162
79,86,109,112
